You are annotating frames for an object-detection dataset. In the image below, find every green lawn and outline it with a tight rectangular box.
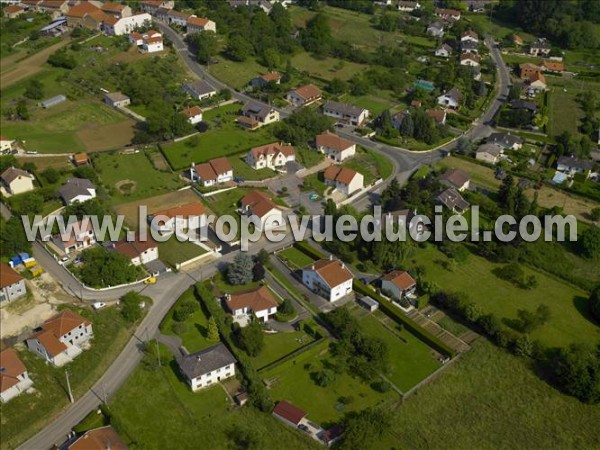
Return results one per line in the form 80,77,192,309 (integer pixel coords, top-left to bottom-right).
296,146,324,169
548,86,585,137
208,56,268,90
279,247,316,269
228,154,277,181
410,245,598,348
342,91,400,116
437,156,501,191
291,52,367,82
343,147,392,184
161,104,276,170
93,150,185,204
251,329,316,370
262,339,396,424
212,271,261,295
157,238,207,268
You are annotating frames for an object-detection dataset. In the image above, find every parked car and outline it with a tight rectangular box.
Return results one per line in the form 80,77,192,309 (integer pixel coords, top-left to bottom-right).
234,177,245,183
144,277,156,284
60,256,69,264
92,302,106,310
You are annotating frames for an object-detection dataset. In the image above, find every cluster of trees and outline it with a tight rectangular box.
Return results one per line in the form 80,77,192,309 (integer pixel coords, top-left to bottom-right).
493,263,538,290
24,79,44,100
227,252,265,285
550,130,596,161
76,247,142,288
234,320,264,357
274,107,333,145
576,92,600,143
120,291,147,324
377,108,449,144
0,217,31,258
47,49,77,69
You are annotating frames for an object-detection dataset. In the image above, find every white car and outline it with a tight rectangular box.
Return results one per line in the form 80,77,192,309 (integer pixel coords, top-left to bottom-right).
92,302,106,310
60,256,69,264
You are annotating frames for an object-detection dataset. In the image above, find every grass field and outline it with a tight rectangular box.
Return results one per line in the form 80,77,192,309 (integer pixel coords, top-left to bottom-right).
157,238,207,268
201,187,259,218
548,87,584,137
374,339,600,449
227,154,277,181
209,56,267,90
251,330,316,370
342,91,401,116
410,245,597,348
343,147,392,184
279,247,316,269
291,52,367,82
93,151,185,205
296,146,324,168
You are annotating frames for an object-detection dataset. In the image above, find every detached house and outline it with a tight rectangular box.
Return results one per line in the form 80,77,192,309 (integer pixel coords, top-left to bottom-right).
426,109,447,125
381,270,417,301
110,233,158,266
182,105,203,124
239,101,279,128
224,285,278,325
427,21,444,38
438,168,470,192
315,132,356,163
27,310,93,367
540,60,564,73
519,63,542,80
246,142,295,170
67,426,129,450
58,177,97,205
149,202,206,235
322,101,370,126
183,80,217,101
324,166,364,196
461,30,479,44
460,53,480,67
461,40,479,54
557,156,594,178
302,256,354,302
528,72,547,92
435,43,453,58
0,263,26,304
101,2,132,18
103,13,153,36
397,1,421,12
250,72,281,88
437,87,462,109
178,343,236,391
0,348,33,403
239,190,284,232
476,143,503,164
190,157,234,186
434,7,461,21
487,132,524,150
3,5,25,19
1,167,35,195
186,16,216,34
437,188,470,214
529,39,551,56
51,219,96,255
286,84,322,107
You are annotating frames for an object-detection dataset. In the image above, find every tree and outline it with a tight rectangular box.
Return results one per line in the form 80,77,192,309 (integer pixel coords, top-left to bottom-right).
236,320,264,356
256,249,270,265
579,227,600,259
497,174,517,214
41,167,60,184
24,79,44,100
121,291,144,323
78,247,140,288
252,261,265,281
550,343,600,403
16,100,29,120
378,14,397,32
0,217,32,257
313,368,335,387
173,300,196,322
589,286,600,322
326,77,348,95
226,34,253,61
227,252,254,285
301,13,334,56
455,136,473,154
338,408,392,450
190,31,218,64
279,299,295,316
207,316,219,342
399,113,414,137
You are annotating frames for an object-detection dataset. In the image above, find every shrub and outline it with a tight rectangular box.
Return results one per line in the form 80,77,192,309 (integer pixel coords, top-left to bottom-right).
172,322,188,335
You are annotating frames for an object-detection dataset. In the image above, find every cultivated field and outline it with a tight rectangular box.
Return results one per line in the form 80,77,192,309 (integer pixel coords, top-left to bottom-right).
76,119,136,152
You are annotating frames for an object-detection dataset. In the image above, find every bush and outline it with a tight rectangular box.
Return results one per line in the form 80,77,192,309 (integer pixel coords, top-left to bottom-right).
172,322,188,335
121,291,145,323
173,300,196,322
590,287,600,322
312,369,335,387
371,380,391,393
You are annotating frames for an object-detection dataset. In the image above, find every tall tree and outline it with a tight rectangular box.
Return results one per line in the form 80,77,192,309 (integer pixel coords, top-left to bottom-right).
227,252,254,285
207,316,220,342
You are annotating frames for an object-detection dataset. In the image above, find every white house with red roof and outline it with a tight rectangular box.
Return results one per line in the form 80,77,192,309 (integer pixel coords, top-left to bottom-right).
190,157,233,186
315,132,356,163
381,270,417,301
239,191,284,232
103,13,152,36
286,84,322,107
187,16,216,34
109,233,158,266
27,310,93,367
50,219,96,255
149,202,206,235
0,263,26,304
224,285,279,325
323,166,364,196
0,348,33,403
181,105,203,124
302,256,353,302
246,142,295,170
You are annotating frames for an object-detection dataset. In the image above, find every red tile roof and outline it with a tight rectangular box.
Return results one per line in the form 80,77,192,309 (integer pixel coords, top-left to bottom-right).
68,426,128,450
66,2,100,18
226,286,278,313
0,348,27,393
382,270,416,290
315,132,353,152
240,190,279,218
182,105,202,118
260,72,281,82
187,16,211,27
152,202,205,219
273,400,307,425
33,329,68,357
101,2,126,13
0,263,24,289
249,142,295,159
112,233,157,260
323,166,359,185
4,5,25,13
306,258,353,288
42,310,90,338
290,84,321,101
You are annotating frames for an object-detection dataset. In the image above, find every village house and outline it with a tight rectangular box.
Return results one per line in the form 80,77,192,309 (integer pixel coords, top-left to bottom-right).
167,9,191,26
70,7,110,31
487,132,524,150
426,109,447,125
224,285,279,325
464,0,487,13
238,101,280,128
183,80,217,101
0,167,35,195
229,0,276,15
0,348,33,403
187,16,217,34
3,5,25,19
519,62,542,80
67,426,129,450
153,7,170,22
104,92,131,108
540,60,564,73
0,135,15,152
436,188,470,214
273,400,308,427
434,7,461,21
101,2,132,18
137,31,164,53
239,190,284,232
315,132,356,163
476,143,503,164
397,1,421,12
461,30,479,44
250,72,282,88
149,202,206,235
109,233,159,266
0,263,26,304
427,21,444,38
302,256,354,302
437,87,462,109
181,105,203,124
178,343,236,391
58,177,97,205
286,84,322,107
38,0,69,19
381,270,417,301
190,157,234,186
461,40,479,54
557,156,594,179
529,38,551,56
528,71,547,92
27,310,93,367
323,166,364,196
511,34,524,46
50,219,96,255
103,13,152,36
460,52,480,67
510,99,538,113
140,0,175,14
246,142,295,170
439,168,470,191
435,43,453,58
322,101,370,126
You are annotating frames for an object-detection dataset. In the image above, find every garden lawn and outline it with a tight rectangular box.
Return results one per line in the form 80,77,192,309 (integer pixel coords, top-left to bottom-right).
410,245,598,348
251,329,316,370
93,150,185,204
227,154,277,181
296,146,324,169
291,52,367,82
157,239,207,268
548,87,584,137
211,271,261,295
279,247,316,269
262,339,396,424
343,147,392,184
437,156,501,191
342,91,400,116
209,56,267,90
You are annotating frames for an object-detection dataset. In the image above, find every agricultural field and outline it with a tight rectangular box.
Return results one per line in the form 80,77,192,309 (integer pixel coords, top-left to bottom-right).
93,151,185,205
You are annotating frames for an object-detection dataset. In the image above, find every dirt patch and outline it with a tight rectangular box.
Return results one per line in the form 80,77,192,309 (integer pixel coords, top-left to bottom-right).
1,39,70,87
115,179,137,195
77,119,136,152
526,186,597,223
16,155,73,171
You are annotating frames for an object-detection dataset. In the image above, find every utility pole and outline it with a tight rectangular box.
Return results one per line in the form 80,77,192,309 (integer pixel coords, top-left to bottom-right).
65,369,74,403
155,339,161,367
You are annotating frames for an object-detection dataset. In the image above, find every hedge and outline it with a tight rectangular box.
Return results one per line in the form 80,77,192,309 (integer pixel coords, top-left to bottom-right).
353,280,456,358
294,241,326,260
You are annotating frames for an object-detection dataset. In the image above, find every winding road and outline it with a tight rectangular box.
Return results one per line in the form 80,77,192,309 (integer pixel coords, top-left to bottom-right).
18,26,511,450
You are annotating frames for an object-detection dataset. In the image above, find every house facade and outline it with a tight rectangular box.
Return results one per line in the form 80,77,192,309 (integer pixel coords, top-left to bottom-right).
460,53,480,66
0,348,33,403
239,191,284,232
101,2,132,18
0,167,35,195
58,177,97,204
381,270,417,300
178,343,236,391
487,132,524,150
315,132,356,163
476,143,503,164
322,101,369,126
110,234,159,266
251,72,281,88
50,219,96,255
183,80,217,101
0,263,26,304
437,188,470,214
323,166,364,196
187,16,217,33
103,13,152,36
224,285,278,324
286,84,322,107
190,157,234,186
435,43,452,58
149,202,206,235
557,156,594,178
246,142,295,170
239,102,280,128
182,105,203,124
437,87,462,108
439,168,470,191
302,257,354,302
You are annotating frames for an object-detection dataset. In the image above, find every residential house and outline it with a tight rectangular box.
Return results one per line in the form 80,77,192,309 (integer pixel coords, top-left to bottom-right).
101,2,132,18
487,132,524,150
461,30,479,44
529,38,551,56
139,32,163,53
0,263,26,304
149,202,206,235
464,0,487,13
426,21,444,38
103,13,152,36
0,167,35,195
557,156,594,178
183,80,217,101
224,285,278,324
392,110,410,130
322,101,370,126
426,109,447,125
436,188,470,214
140,0,175,14
3,5,25,18
519,62,542,80
190,157,234,186
187,16,216,34
382,208,425,236
461,40,479,53
434,7,461,21
324,166,364,196
79,9,111,31
381,270,417,301
27,310,93,367
67,426,129,450
460,52,480,66
397,1,421,12
315,132,356,163
182,105,203,124
540,60,564,73
246,142,295,170
510,99,538,113
437,87,462,108
58,177,97,204
438,168,470,191
435,43,452,58
239,190,284,232
167,9,191,26
228,0,274,15
0,348,33,403
238,101,279,128
273,400,308,428
72,152,89,166
104,92,131,107
528,72,547,91
51,219,96,255
302,256,354,302
38,0,69,19
475,143,503,164
178,343,236,391
0,136,15,152
110,233,159,266
250,72,281,88
286,84,322,107
511,34,524,46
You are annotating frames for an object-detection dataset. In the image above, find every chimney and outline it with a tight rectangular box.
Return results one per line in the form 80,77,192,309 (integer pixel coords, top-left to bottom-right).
311,264,315,270
329,254,333,261
197,356,202,362
341,263,345,269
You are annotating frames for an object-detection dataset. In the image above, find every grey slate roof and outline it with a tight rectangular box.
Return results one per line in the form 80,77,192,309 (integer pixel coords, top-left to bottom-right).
443,87,463,103
557,156,594,171
510,99,538,112
477,143,502,157
178,343,237,379
437,188,470,212
323,100,365,117
487,132,523,148
185,80,216,96
58,177,95,203
461,41,478,51
242,101,273,121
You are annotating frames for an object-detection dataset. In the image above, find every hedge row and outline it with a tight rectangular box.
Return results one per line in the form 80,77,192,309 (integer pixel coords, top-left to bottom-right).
353,280,456,358
294,241,326,260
